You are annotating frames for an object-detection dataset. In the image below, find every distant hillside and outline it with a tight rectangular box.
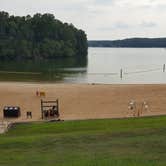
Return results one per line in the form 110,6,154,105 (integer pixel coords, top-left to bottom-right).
88,38,166,48
0,11,88,60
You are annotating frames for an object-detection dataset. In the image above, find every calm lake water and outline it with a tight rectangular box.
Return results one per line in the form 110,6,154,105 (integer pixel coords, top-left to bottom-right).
0,47,166,84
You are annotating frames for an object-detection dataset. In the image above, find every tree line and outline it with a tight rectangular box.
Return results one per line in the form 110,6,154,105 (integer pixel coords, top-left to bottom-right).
88,38,166,48
0,11,88,60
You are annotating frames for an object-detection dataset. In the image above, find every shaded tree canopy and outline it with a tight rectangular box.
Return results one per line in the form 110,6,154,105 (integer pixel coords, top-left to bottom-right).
0,11,88,60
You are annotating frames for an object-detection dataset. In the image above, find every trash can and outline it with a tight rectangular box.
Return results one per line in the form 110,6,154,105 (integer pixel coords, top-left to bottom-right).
3,106,21,118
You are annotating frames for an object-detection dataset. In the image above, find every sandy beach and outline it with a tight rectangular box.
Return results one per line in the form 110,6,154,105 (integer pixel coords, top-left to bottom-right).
0,82,166,122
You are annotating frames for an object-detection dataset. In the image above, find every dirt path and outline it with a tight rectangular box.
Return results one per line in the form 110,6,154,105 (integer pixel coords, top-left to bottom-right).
0,121,11,134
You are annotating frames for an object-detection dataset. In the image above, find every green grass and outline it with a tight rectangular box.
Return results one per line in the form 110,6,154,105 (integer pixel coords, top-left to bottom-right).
1,116,166,166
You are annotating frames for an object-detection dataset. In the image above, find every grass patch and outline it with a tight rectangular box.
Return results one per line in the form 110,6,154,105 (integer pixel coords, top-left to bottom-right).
0,116,166,166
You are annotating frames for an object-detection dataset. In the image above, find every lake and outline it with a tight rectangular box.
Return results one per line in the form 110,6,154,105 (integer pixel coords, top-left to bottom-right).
0,47,166,84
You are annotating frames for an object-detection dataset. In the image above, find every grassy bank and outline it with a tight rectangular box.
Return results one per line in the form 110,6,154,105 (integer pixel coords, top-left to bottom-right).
0,116,166,166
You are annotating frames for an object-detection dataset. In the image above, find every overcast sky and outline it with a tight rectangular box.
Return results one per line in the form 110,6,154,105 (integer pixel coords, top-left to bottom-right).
1,0,166,40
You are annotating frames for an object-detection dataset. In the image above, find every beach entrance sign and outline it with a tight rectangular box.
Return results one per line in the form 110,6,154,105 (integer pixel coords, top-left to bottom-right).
41,99,59,120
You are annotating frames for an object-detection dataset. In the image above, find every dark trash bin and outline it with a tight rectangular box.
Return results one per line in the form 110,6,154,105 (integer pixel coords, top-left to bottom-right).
3,106,21,118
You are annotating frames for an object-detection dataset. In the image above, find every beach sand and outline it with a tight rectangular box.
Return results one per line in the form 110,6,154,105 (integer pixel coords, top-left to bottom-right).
0,82,166,122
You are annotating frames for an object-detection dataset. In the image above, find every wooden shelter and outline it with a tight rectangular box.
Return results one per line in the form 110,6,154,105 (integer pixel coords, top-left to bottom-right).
41,99,59,119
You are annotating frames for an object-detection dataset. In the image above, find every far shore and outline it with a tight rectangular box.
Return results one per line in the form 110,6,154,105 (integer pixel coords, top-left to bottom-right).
0,82,166,122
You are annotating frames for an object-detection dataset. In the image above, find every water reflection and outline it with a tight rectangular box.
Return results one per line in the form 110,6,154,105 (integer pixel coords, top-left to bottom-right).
1,48,166,83
0,56,88,82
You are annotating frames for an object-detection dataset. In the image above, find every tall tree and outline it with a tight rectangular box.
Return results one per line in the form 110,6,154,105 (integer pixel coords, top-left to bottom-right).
0,11,88,60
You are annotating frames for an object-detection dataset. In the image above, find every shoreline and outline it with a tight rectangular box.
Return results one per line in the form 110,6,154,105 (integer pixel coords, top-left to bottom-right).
0,82,166,122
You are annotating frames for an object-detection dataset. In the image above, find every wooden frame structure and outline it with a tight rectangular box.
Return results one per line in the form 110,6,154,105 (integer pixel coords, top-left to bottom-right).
41,99,59,119
128,100,149,117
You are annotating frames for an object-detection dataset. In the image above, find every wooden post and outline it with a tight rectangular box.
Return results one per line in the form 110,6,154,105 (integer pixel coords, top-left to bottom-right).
163,64,165,72
140,103,143,115
57,99,59,112
133,103,136,117
137,109,140,117
120,69,123,80
57,99,59,117
41,99,43,119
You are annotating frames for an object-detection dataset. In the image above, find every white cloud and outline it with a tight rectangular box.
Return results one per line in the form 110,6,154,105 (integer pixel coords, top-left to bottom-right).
111,0,166,7
0,0,166,40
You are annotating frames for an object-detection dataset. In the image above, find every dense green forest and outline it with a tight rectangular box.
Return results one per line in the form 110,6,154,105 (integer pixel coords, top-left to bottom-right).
0,11,88,60
88,38,166,48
